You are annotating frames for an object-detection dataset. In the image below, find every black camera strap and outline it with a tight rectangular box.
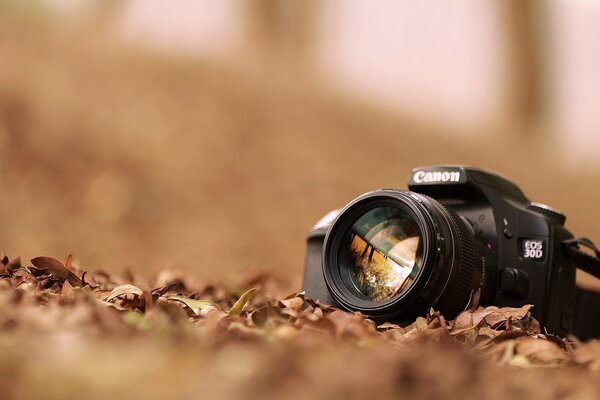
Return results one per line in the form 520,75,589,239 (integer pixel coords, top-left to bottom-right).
565,237,600,279
564,237,600,339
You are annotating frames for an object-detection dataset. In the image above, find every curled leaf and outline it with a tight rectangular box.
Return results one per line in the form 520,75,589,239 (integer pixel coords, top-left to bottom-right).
377,322,403,331
152,281,186,297
30,256,82,287
106,284,143,302
31,256,70,281
60,279,74,298
464,289,481,312
279,296,304,311
5,257,21,272
64,254,75,273
229,287,257,316
166,295,220,315
248,306,282,327
81,271,99,288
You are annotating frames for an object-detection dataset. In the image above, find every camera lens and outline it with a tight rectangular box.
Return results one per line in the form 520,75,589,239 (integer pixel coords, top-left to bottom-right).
339,207,423,301
322,190,484,321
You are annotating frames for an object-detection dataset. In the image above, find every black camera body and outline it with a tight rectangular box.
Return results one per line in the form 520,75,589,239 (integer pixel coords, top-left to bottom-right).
303,166,577,335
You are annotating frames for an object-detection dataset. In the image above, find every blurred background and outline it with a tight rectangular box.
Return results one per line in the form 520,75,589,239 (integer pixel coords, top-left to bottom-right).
1,0,599,289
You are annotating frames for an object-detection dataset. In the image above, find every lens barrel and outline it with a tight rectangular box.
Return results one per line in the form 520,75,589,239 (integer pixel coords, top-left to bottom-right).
322,189,483,321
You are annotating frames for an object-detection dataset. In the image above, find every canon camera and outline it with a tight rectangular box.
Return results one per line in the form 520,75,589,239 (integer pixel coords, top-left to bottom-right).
302,166,600,337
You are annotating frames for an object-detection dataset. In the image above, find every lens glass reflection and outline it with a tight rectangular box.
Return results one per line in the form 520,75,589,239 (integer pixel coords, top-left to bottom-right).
340,206,423,301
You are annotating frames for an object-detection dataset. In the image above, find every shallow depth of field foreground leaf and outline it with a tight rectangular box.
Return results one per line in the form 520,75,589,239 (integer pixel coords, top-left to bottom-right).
1,255,600,400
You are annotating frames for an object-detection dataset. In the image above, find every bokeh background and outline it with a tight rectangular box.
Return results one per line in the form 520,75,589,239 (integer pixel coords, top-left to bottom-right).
1,0,600,289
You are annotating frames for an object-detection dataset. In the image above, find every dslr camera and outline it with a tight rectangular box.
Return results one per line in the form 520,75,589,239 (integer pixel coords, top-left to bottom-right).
303,166,599,337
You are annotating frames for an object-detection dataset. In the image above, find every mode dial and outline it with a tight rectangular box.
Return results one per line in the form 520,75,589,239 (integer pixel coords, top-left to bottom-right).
527,202,566,225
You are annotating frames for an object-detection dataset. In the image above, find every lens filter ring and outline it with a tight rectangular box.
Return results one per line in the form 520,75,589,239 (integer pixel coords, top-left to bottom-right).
322,189,479,321
322,190,440,319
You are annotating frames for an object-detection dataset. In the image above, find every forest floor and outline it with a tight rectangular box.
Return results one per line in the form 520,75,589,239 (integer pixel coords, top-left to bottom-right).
1,254,600,400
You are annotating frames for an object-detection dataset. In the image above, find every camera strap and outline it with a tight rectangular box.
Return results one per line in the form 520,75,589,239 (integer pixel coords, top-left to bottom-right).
564,237,600,339
564,237,600,279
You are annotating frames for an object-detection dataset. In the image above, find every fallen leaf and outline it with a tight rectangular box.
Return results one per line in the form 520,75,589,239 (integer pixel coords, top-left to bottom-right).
464,289,481,312
514,337,568,363
31,256,70,281
167,295,220,315
106,284,143,302
60,279,74,298
81,271,99,288
471,308,497,327
279,296,304,311
64,254,76,273
377,322,403,331
152,281,186,296
10,269,38,287
248,306,282,327
483,305,533,328
452,311,473,331
5,257,21,272
229,287,257,316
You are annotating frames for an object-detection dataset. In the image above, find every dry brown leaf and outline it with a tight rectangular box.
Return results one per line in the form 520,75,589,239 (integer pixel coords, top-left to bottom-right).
5,257,21,272
106,284,143,302
0,251,590,386
377,321,403,330
279,296,304,311
30,256,70,281
465,289,481,312
471,308,498,327
152,281,186,297
11,269,38,287
452,311,473,331
60,279,74,298
248,306,282,327
481,305,533,329
81,271,99,288
514,337,568,363
64,254,75,273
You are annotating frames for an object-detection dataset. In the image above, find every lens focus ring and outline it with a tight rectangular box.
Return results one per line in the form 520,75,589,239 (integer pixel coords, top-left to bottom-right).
426,199,477,317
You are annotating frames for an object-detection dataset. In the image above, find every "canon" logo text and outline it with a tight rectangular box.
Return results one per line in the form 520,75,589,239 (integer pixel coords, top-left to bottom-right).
413,170,461,184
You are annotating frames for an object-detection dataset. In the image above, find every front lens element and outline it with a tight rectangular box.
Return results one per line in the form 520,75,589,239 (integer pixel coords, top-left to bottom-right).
339,207,423,302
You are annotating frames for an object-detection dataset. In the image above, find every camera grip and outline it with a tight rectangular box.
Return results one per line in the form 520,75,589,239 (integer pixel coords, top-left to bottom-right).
302,235,337,307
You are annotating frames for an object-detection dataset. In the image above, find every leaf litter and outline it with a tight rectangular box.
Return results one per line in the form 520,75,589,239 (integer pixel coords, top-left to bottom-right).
1,255,600,400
